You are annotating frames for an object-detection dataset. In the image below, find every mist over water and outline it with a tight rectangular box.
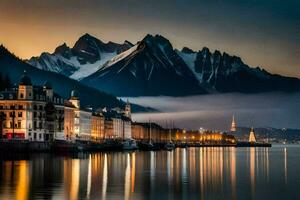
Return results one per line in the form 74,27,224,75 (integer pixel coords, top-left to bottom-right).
128,93,300,131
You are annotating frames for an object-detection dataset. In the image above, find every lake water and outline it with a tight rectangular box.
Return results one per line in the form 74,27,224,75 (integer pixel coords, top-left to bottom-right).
0,145,299,200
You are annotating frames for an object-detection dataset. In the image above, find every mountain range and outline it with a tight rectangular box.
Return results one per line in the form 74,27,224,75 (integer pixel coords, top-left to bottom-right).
26,33,300,96
0,45,149,112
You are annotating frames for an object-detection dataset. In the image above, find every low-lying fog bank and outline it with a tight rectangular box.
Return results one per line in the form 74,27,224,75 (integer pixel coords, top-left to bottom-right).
125,93,300,131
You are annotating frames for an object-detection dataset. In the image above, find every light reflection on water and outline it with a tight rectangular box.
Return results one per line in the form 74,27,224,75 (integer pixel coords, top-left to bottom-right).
0,145,299,200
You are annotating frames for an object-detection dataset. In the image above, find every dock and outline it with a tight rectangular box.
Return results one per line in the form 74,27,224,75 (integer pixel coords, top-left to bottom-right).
0,139,271,153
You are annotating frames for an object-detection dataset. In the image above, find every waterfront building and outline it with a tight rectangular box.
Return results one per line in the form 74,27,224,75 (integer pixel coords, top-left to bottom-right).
123,117,132,139
249,127,257,143
104,118,113,139
0,72,64,141
112,117,123,139
67,90,92,141
63,101,75,140
230,115,237,132
103,109,132,140
131,122,168,142
131,122,148,140
91,113,105,142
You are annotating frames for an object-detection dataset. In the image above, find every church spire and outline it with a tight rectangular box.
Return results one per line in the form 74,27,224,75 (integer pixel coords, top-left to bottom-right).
230,115,237,132
249,127,257,143
124,99,131,119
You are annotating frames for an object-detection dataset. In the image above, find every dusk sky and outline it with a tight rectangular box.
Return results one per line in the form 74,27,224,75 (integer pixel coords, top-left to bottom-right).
0,0,299,77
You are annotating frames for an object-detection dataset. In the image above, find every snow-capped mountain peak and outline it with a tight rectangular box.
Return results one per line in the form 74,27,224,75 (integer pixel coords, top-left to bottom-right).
27,33,132,80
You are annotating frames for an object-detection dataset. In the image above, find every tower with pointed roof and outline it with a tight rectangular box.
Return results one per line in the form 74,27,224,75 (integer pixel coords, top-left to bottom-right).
230,115,237,132
18,70,33,100
124,99,131,119
249,127,257,143
69,89,80,108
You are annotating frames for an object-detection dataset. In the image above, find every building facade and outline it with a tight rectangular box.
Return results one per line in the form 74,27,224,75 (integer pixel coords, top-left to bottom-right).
91,113,105,142
65,90,92,141
0,72,64,142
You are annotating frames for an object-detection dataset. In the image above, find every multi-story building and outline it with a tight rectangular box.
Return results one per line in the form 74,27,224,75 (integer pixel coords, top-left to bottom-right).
131,122,167,142
91,113,105,142
102,109,132,140
104,118,113,139
63,101,76,141
0,72,64,142
65,90,92,141
112,117,123,139
131,122,148,140
123,117,132,139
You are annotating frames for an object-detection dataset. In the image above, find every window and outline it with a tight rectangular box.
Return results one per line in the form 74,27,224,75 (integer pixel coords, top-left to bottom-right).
39,122,42,129
34,132,37,139
18,112,22,117
10,112,15,117
29,93,32,97
18,121,21,128
33,105,37,110
39,134,41,139
39,105,43,110
33,121,37,130
28,132,31,136
20,93,24,98
19,105,23,110
33,112,37,118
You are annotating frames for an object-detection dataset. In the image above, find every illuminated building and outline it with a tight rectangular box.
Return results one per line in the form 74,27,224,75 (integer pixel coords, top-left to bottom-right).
123,118,132,139
66,90,92,141
91,113,105,142
230,115,237,132
0,71,64,141
113,117,123,139
63,101,76,140
102,109,131,140
104,118,113,139
249,127,257,143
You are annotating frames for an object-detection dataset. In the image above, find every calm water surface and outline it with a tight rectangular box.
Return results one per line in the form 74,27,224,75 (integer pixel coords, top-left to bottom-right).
0,145,299,200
